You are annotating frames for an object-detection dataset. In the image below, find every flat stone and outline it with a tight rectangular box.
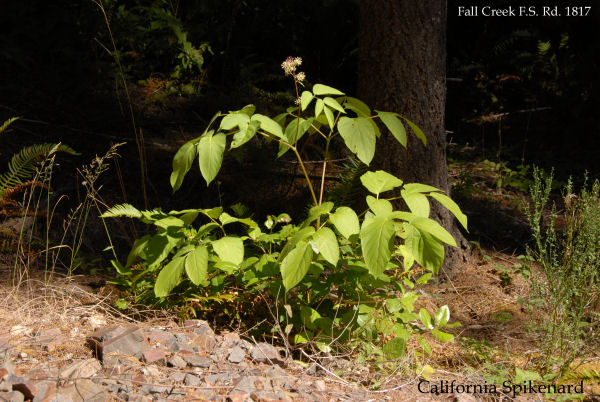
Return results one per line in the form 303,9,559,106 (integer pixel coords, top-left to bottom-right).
146,330,176,346
232,376,272,394
0,391,24,402
251,390,292,402
250,343,282,364
183,355,212,368
142,348,167,365
87,326,147,360
54,379,107,401
59,358,101,379
167,355,187,369
167,338,194,354
12,378,54,400
168,372,186,382
190,333,217,354
312,380,327,392
184,373,202,387
205,372,232,386
228,346,246,363
222,332,240,345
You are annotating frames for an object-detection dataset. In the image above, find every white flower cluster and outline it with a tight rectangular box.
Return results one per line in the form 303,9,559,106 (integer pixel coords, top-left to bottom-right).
281,57,306,82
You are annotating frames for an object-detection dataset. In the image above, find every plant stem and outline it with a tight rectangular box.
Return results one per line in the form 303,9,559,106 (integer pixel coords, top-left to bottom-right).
292,148,318,206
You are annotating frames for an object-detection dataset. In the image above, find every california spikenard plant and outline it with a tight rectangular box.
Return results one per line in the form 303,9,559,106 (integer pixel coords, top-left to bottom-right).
103,58,468,360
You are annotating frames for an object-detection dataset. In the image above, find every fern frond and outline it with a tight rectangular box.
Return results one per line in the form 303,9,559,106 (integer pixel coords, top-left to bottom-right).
101,203,143,218
327,157,369,208
0,117,20,134
0,143,78,199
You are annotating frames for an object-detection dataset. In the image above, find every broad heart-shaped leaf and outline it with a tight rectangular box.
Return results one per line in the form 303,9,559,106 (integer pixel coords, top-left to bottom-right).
220,113,250,130
328,207,359,239
251,114,283,139
281,241,314,291
185,245,208,285
197,132,226,186
404,223,445,273
410,217,456,246
360,170,403,196
230,120,260,149
377,111,407,148
154,256,185,297
170,141,197,192
360,216,395,276
383,337,406,359
429,192,468,231
312,83,345,96
366,196,393,217
211,236,244,265
300,91,313,111
401,117,427,146
338,117,376,165
434,305,450,327
401,191,430,217
310,227,339,266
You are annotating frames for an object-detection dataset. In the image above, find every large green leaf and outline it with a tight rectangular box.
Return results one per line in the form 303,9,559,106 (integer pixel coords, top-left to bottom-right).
170,141,197,192
302,202,334,227
410,217,456,246
185,245,208,285
360,170,403,196
328,207,360,239
343,97,370,117
323,97,345,114
281,241,314,291
145,234,178,268
401,191,430,217
366,195,393,217
220,113,250,130
279,118,313,157
360,216,395,275
377,111,407,148
211,236,244,265
251,114,283,139
402,117,427,146
310,227,339,266
312,83,344,96
126,234,151,267
323,105,335,129
404,224,445,273
403,183,441,194
314,98,324,119
154,256,186,297
338,117,376,165
429,192,468,231
434,305,450,326
197,132,226,186
278,227,315,262
230,120,260,149
300,91,313,111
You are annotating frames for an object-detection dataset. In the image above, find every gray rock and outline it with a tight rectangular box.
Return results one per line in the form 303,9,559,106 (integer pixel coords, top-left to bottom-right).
59,358,101,379
182,355,212,368
250,343,282,364
232,376,272,394
141,365,161,377
184,373,202,387
228,346,246,363
0,391,25,402
167,355,187,369
87,326,147,360
205,372,232,386
312,380,327,392
168,372,186,382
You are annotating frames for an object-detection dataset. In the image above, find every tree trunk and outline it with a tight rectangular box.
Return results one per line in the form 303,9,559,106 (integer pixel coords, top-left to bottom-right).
358,0,468,274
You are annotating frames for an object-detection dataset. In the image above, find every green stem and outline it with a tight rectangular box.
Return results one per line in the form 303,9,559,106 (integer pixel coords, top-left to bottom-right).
292,147,318,206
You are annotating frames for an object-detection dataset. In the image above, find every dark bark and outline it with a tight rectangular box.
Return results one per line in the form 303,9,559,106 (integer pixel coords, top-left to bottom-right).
358,0,468,273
